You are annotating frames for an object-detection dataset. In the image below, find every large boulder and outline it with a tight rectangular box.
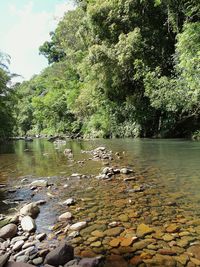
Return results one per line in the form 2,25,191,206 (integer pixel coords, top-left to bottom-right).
44,241,74,267
21,216,36,232
20,203,40,219
0,224,17,239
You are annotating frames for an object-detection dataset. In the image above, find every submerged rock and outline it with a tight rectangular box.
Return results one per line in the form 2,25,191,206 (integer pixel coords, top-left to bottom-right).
69,222,87,231
136,223,154,237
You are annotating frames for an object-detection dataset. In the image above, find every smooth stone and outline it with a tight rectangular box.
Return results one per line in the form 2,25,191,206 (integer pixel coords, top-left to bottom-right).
132,239,154,252
144,254,176,267
0,224,17,239
0,253,10,267
11,236,27,244
20,203,40,219
21,216,36,232
190,257,200,265
13,240,25,251
58,212,72,221
174,254,189,265
69,222,87,231
16,255,29,262
163,234,175,242
121,237,137,247
30,180,48,187
44,241,74,267
187,245,200,260
90,241,101,247
109,238,121,247
22,242,37,249
104,227,123,236
166,224,180,233
136,224,154,237
91,230,105,238
32,257,43,265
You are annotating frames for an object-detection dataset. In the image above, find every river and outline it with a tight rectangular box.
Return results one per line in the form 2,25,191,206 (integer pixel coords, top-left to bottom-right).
1,138,200,266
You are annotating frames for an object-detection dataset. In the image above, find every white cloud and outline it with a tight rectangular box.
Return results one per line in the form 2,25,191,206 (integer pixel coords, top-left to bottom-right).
1,1,75,81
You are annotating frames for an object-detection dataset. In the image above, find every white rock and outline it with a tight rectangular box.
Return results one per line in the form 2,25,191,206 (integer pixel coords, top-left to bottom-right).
13,240,24,251
62,198,75,206
22,241,37,249
69,221,87,231
58,212,72,221
21,216,36,232
20,202,40,218
95,147,106,151
70,173,81,179
120,168,133,174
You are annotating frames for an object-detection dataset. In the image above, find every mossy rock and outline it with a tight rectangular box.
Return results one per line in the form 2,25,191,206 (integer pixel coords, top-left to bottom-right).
0,218,11,228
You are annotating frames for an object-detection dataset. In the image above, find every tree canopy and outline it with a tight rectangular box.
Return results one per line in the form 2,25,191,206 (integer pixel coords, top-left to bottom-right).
7,0,200,139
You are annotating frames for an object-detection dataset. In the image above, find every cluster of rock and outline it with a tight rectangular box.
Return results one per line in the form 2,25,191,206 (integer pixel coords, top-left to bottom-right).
82,147,113,161
96,166,133,180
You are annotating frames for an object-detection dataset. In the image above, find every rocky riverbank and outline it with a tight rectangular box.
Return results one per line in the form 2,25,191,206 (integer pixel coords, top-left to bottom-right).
1,146,200,266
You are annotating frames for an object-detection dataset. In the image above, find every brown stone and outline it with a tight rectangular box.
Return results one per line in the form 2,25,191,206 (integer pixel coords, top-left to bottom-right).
166,224,180,233
158,249,177,256
130,256,143,266
187,245,200,260
104,255,128,267
104,227,123,237
144,254,176,267
190,257,200,266
109,238,121,247
121,237,137,247
174,254,189,265
91,230,105,238
136,224,154,238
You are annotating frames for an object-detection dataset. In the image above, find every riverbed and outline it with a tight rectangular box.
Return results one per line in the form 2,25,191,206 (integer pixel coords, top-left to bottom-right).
1,138,200,266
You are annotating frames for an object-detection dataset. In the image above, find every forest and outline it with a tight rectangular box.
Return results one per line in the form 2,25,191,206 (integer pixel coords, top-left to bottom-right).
1,0,200,139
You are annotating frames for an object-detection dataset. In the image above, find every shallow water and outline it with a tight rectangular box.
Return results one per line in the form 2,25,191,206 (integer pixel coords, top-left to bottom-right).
1,138,200,265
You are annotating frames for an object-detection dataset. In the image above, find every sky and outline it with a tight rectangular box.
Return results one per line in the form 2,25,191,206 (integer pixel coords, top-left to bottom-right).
0,0,75,81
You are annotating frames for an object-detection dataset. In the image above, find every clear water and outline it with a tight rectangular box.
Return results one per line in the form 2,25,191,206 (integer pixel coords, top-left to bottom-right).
1,138,200,258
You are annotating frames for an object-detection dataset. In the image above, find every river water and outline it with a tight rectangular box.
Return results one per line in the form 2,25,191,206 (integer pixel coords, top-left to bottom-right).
1,138,200,265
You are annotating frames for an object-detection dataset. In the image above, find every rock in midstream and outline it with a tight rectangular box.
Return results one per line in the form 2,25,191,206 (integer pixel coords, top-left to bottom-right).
20,203,40,219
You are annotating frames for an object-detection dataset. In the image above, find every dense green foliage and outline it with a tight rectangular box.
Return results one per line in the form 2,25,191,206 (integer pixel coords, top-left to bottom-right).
0,52,16,139
14,0,200,138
